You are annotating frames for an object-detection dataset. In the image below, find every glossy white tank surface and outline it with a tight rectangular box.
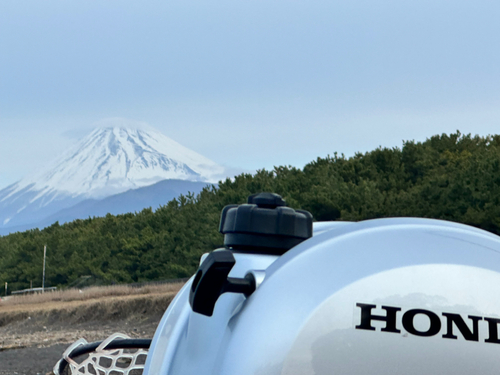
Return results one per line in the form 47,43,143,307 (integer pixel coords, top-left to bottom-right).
144,217,500,374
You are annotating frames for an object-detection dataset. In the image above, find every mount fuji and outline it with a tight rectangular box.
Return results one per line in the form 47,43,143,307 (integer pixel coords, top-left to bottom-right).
0,127,225,233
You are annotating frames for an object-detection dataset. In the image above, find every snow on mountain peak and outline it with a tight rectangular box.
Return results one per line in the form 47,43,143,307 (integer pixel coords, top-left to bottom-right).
3,126,224,202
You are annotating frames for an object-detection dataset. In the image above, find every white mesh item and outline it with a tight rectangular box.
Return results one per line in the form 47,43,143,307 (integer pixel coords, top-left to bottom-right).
53,333,148,375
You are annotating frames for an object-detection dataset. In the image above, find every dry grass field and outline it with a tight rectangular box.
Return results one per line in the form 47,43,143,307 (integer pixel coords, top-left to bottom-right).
0,282,184,375
1,283,183,309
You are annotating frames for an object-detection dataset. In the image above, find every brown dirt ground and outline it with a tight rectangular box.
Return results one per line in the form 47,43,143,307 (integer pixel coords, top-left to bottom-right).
0,290,180,375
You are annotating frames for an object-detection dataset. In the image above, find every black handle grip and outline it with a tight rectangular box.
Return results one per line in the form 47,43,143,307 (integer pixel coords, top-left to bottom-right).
189,250,255,316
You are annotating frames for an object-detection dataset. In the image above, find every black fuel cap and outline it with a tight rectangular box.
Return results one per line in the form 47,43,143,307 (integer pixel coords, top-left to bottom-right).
219,193,313,255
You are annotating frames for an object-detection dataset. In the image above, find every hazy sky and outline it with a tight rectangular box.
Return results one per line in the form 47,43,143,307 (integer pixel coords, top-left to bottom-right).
1,0,500,189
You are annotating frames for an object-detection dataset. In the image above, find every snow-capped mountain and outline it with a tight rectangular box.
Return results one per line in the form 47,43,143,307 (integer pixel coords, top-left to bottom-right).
0,126,224,230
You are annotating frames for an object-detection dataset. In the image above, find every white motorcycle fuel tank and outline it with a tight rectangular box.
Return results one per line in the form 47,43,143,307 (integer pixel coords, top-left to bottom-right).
144,193,500,374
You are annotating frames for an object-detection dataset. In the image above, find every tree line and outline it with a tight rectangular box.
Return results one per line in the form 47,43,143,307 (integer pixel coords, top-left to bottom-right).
1,131,500,293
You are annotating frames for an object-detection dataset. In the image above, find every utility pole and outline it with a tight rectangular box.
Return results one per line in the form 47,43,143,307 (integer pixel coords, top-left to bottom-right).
4,282,7,296
42,245,46,293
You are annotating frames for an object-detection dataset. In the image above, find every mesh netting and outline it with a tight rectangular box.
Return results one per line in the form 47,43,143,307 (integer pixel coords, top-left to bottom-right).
54,333,148,375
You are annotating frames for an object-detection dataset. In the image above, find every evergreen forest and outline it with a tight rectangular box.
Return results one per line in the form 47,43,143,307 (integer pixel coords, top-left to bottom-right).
2,132,500,293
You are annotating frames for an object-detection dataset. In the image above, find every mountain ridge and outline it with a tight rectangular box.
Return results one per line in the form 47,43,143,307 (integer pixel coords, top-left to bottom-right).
0,178,212,235
0,126,225,230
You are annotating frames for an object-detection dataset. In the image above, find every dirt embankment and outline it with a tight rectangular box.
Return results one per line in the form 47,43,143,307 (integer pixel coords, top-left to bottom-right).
0,283,183,375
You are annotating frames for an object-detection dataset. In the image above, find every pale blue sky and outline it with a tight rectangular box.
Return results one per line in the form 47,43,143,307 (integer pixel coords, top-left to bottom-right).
1,0,500,189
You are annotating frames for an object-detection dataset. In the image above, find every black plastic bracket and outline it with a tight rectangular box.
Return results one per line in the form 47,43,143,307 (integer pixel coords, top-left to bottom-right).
189,250,256,316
